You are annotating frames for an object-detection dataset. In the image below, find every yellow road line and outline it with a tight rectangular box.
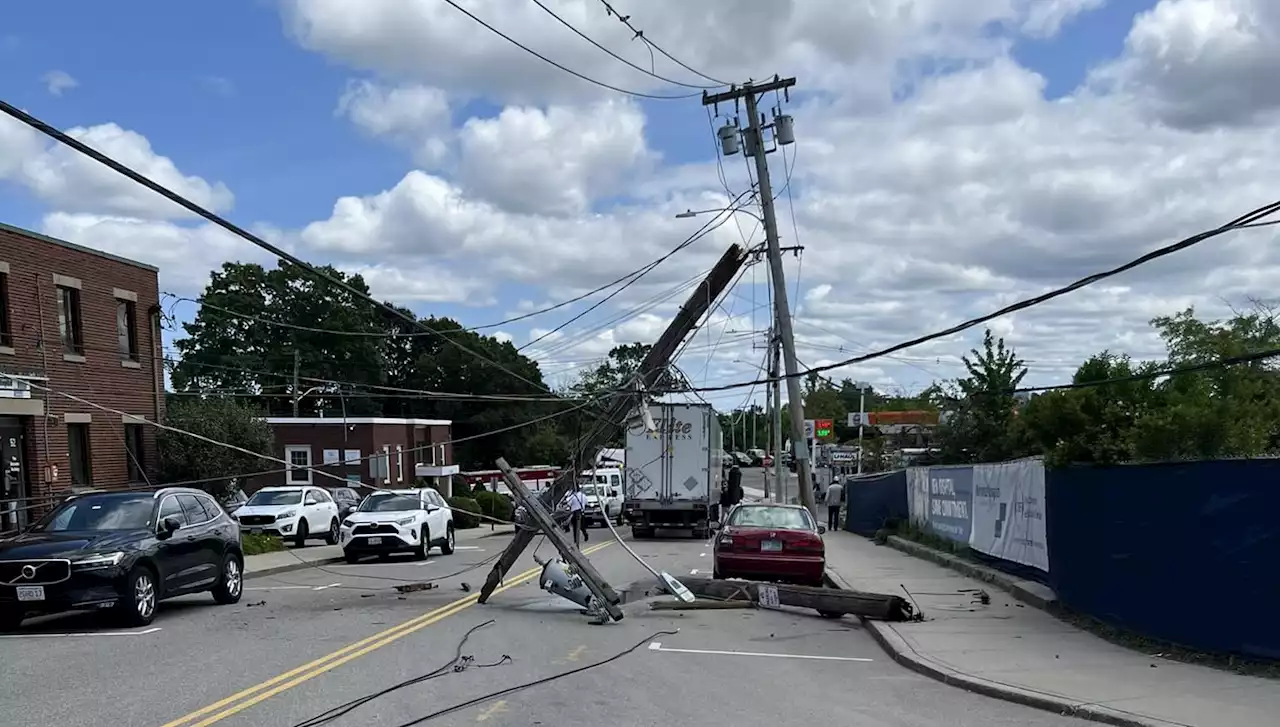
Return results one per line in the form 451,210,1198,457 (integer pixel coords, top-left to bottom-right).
162,541,612,727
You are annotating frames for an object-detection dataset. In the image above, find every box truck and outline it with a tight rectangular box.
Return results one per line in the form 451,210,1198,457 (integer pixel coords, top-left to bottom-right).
623,402,722,539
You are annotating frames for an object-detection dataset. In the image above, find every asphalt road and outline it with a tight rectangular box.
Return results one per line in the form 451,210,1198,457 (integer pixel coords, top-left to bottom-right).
1,526,1093,727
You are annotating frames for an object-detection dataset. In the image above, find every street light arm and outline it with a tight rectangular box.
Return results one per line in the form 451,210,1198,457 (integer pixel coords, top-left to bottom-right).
676,206,765,223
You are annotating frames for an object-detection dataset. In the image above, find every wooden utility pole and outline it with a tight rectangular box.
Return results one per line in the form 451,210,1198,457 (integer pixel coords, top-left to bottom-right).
703,76,817,518
478,243,750,604
292,348,301,417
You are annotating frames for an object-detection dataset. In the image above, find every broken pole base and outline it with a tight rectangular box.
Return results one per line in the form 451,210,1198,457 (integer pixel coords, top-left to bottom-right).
676,577,915,621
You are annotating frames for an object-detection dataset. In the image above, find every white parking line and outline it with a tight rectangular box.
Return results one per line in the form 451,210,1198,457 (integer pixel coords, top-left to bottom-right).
245,585,313,591
312,583,342,591
327,560,433,568
454,546,482,551
690,569,703,575
647,642,872,662
1,627,163,639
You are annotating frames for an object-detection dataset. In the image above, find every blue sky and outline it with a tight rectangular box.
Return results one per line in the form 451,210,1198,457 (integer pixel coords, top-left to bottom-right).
8,0,1237,402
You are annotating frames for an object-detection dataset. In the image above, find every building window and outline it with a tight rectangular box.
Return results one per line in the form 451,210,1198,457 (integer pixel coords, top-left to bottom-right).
396,445,404,483
116,299,138,361
124,424,145,482
57,285,84,354
285,446,312,484
0,270,12,348
67,423,92,485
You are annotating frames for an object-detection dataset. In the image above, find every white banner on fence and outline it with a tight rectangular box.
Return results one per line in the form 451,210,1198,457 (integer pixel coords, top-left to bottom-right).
906,467,931,528
969,457,1049,572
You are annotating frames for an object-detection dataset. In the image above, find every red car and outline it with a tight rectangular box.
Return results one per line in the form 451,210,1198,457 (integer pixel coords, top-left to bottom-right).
712,503,826,586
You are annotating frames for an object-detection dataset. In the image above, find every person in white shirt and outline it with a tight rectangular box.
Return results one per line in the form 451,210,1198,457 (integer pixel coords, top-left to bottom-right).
564,485,589,547
824,479,844,531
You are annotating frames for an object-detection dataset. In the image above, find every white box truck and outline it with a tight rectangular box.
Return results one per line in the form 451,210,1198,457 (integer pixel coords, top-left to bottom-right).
623,402,722,539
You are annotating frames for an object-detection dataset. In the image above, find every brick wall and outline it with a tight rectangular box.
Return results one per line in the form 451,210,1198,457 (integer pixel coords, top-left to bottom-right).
0,223,164,505
247,420,453,493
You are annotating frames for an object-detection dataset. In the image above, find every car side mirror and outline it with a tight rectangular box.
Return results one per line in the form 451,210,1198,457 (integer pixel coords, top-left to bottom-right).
818,525,827,535
158,517,181,538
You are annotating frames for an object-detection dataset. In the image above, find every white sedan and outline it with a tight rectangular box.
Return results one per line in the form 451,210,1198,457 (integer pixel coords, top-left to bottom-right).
339,488,455,563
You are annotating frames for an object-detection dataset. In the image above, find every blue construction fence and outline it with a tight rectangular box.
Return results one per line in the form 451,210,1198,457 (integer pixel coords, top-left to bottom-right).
842,457,1280,661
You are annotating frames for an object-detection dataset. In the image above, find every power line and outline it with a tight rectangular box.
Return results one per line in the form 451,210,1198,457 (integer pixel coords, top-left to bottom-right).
528,0,720,90
596,1,730,86
439,0,699,100
0,100,572,410
518,198,750,352
1013,346,1280,395
667,198,1280,394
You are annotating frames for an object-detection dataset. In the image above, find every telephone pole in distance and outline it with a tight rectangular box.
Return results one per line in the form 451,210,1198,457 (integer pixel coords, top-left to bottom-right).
703,76,817,518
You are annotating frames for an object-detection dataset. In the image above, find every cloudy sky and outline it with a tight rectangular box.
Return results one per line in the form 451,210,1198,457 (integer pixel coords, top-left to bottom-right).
2,0,1278,410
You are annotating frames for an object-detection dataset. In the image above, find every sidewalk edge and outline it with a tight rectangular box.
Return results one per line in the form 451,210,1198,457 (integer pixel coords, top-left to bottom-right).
883,535,1057,611
245,556,345,580
825,565,1159,727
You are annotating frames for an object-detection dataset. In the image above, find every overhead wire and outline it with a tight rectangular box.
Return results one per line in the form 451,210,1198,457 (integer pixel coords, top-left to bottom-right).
596,0,730,86
438,0,699,100
0,100,614,424
528,0,720,90
664,199,1280,394
518,192,753,352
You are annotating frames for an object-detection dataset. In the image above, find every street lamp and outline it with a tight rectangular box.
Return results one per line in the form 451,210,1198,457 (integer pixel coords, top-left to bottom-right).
292,385,323,417
675,207,765,223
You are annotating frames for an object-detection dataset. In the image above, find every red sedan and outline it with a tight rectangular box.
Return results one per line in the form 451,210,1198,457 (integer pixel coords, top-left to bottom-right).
712,504,826,587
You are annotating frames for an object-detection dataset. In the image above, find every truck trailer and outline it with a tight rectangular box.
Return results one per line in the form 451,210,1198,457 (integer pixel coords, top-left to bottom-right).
622,402,722,539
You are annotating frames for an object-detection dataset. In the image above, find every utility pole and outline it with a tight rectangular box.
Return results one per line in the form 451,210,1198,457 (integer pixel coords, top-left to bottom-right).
292,349,301,417
772,331,784,503
479,243,750,604
762,368,772,500
704,76,817,517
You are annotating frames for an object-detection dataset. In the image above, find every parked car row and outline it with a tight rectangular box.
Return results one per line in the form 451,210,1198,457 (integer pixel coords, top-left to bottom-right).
0,483,456,631
721,450,777,468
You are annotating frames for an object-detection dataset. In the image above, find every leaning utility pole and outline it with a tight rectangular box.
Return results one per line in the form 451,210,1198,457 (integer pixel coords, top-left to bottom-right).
478,243,750,604
292,349,301,417
704,77,816,517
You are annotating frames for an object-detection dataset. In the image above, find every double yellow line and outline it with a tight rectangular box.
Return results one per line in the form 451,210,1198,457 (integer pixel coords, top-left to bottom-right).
163,541,612,727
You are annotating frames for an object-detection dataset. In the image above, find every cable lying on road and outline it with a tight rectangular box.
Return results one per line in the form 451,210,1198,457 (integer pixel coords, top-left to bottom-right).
388,629,680,727
292,619,510,727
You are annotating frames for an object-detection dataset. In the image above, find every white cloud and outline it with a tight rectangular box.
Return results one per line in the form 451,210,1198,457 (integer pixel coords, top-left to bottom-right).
0,117,234,220
41,70,78,96
337,80,452,165
39,213,275,297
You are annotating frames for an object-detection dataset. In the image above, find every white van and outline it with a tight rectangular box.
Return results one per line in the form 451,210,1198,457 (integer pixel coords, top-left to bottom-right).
579,467,624,527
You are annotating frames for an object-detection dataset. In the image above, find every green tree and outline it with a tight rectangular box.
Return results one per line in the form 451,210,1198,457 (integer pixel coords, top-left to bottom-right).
936,329,1027,463
171,261,386,416
158,398,274,499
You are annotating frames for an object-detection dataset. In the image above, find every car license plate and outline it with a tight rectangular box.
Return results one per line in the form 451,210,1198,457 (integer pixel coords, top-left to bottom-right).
16,585,45,602
250,527,263,535
367,537,382,545
761,540,782,552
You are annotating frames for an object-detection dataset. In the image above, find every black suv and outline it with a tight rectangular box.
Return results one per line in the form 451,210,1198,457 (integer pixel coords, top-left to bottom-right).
0,487,244,630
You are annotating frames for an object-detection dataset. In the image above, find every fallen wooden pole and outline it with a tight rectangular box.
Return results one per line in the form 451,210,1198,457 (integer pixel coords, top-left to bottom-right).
650,600,754,611
677,577,915,621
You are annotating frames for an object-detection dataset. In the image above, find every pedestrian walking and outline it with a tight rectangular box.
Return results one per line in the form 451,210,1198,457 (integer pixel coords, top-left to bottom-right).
824,478,844,531
564,484,589,547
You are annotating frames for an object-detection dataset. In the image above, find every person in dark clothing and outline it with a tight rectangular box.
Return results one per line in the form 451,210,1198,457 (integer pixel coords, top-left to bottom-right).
727,465,743,503
717,480,733,523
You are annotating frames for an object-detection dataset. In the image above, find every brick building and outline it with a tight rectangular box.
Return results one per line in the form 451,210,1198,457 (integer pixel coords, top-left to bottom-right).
0,222,164,530
249,417,457,495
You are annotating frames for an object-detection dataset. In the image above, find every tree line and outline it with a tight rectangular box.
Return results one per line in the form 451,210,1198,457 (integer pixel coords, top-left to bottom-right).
161,261,661,481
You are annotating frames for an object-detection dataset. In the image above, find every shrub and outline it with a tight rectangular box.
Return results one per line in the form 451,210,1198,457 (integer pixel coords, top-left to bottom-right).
473,491,513,524
241,532,285,556
447,496,482,529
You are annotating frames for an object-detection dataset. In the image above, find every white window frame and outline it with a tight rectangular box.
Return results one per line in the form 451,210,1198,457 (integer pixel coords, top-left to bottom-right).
285,445,313,484
395,445,404,483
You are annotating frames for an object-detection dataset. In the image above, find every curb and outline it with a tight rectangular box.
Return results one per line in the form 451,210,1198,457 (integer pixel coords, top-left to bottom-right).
245,556,346,580
883,535,1058,611
824,564,1159,727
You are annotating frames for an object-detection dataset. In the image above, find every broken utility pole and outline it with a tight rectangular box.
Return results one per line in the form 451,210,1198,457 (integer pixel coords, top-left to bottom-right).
495,457,624,623
478,243,750,604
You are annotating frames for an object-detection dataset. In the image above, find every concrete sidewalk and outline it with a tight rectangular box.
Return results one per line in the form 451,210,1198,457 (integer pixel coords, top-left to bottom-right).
823,531,1278,727
243,524,516,578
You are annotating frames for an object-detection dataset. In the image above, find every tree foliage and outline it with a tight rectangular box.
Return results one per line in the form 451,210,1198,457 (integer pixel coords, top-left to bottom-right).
170,261,573,470
158,398,274,498
935,329,1028,463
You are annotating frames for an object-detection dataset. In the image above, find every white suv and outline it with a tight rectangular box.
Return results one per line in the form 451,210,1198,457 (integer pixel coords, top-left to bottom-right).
339,488,455,563
235,486,342,546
